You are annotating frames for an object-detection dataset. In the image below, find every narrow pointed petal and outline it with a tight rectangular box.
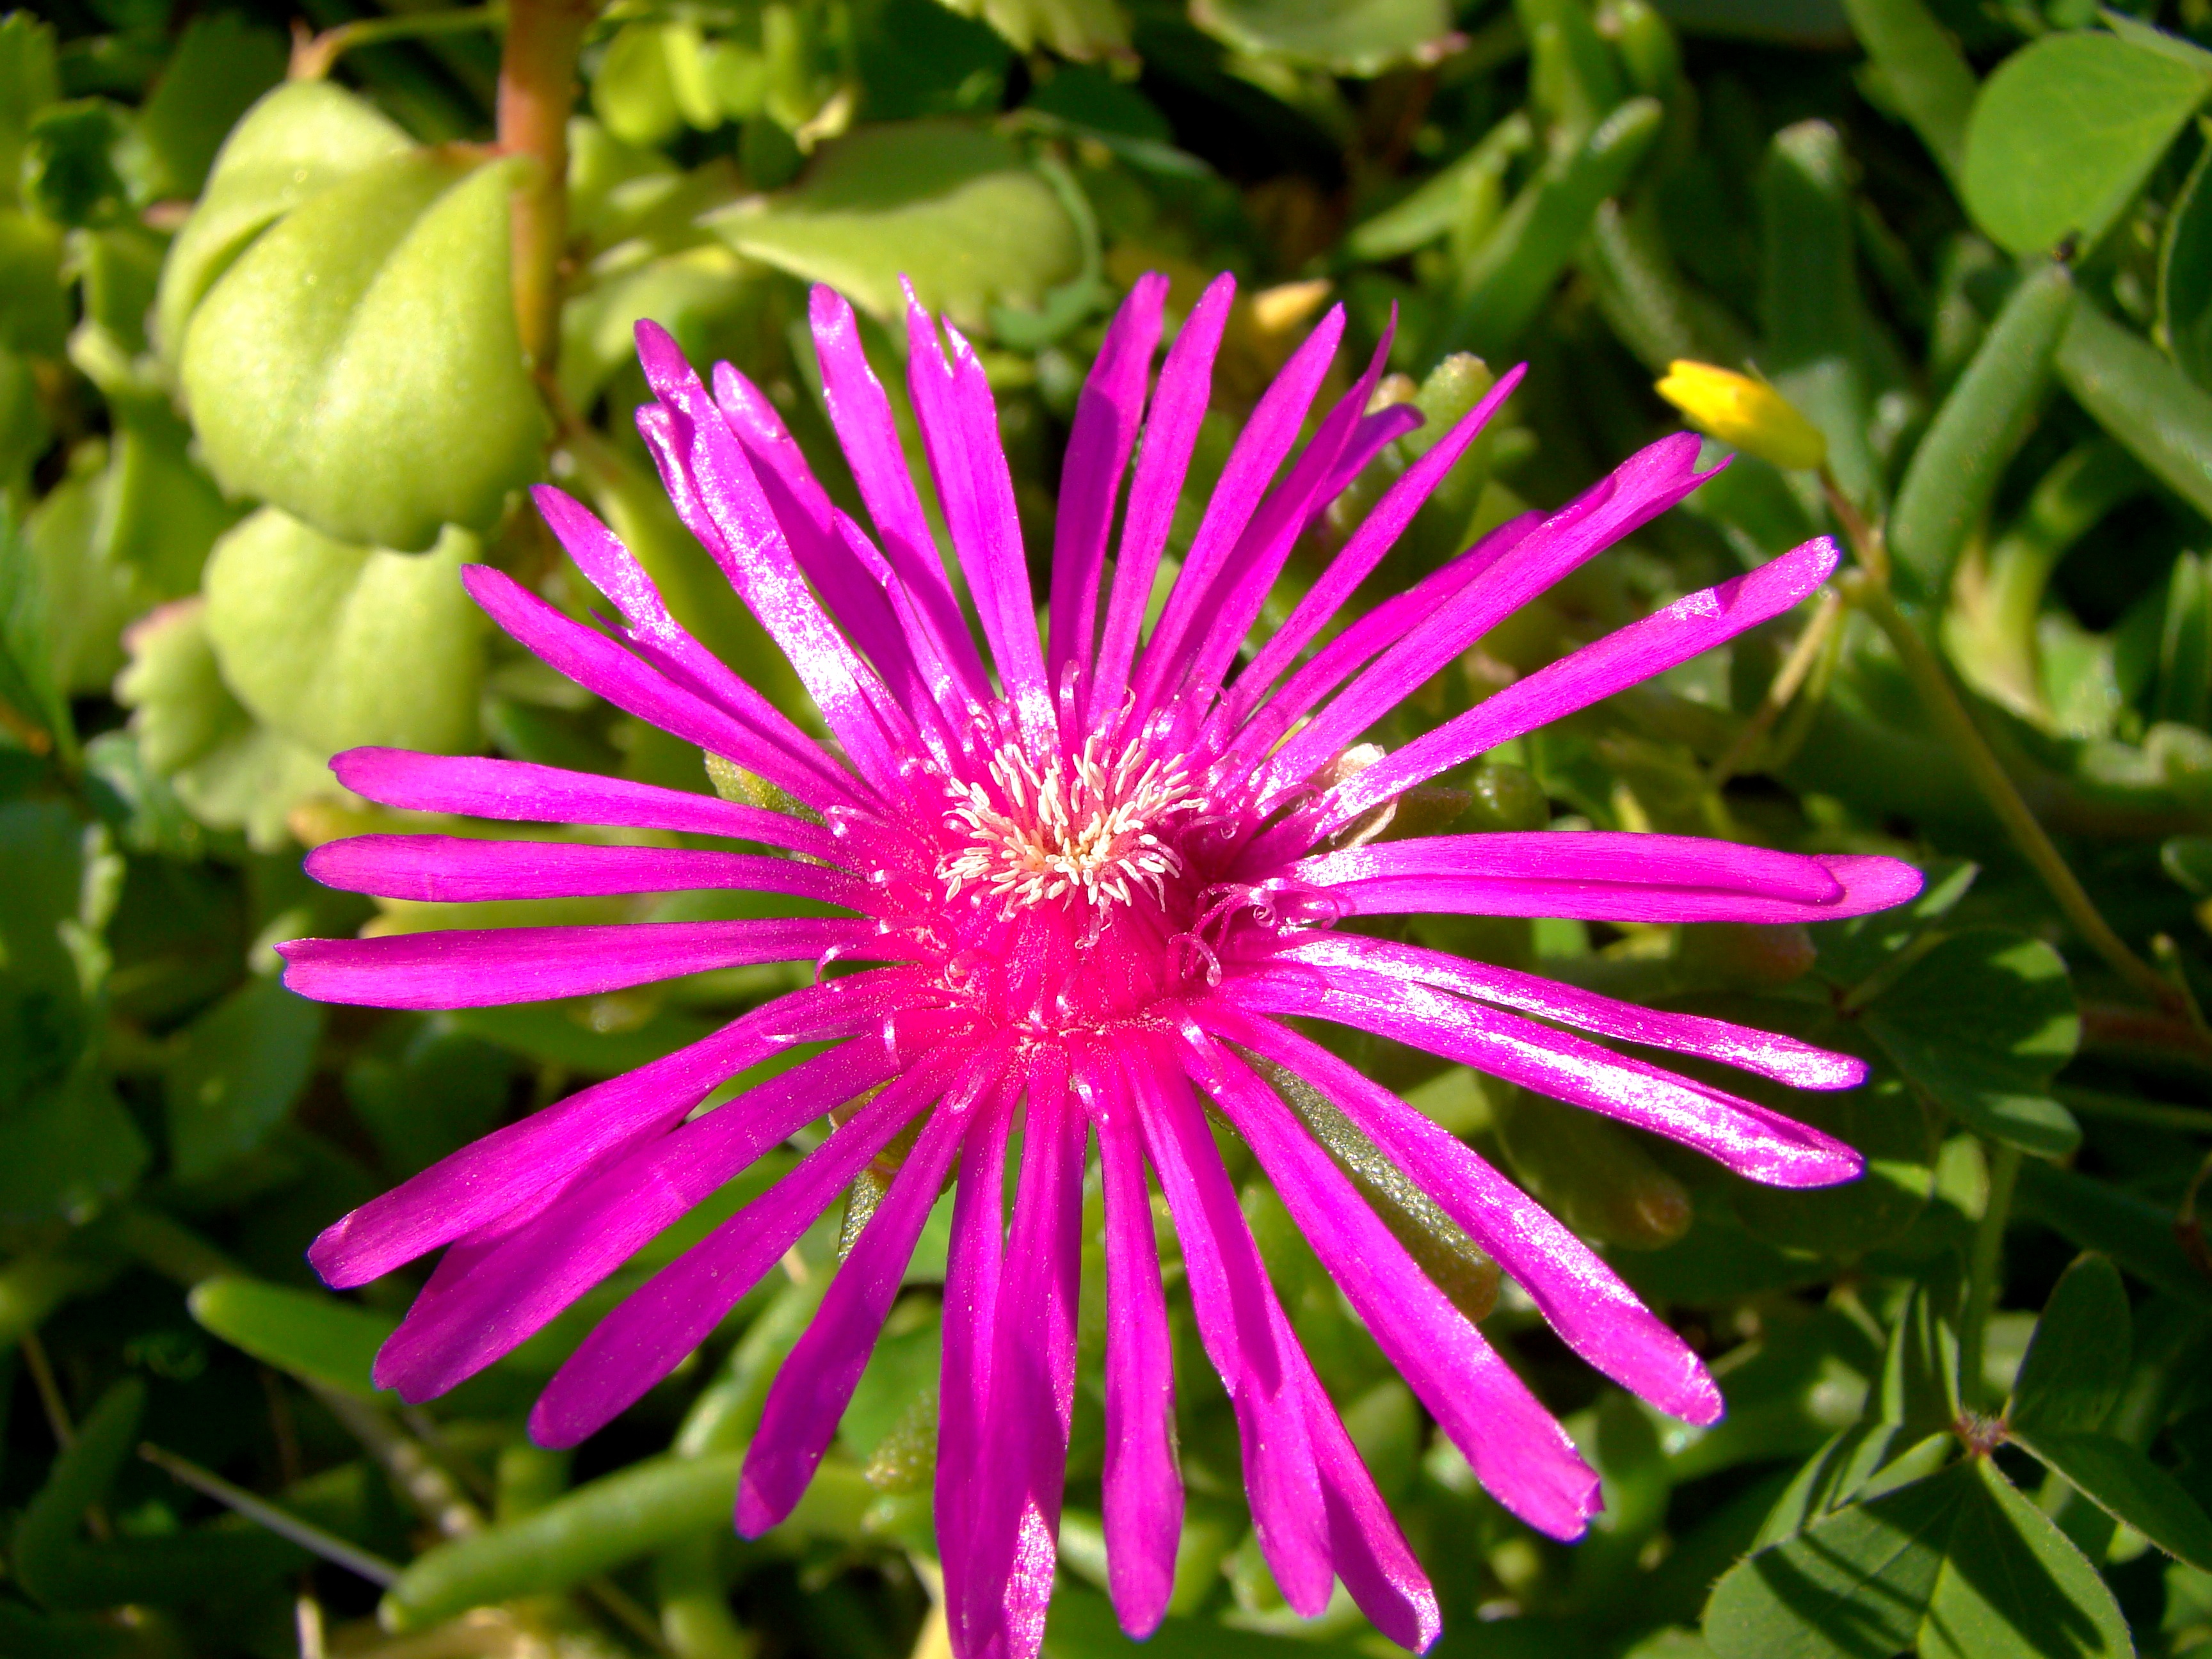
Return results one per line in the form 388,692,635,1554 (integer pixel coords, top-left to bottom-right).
630,332,911,787
1312,404,1425,518
1211,1002,1721,1426
532,1046,974,1447
305,974,918,1287
374,1037,911,1400
1182,322,1395,698
956,1050,1086,1659
1221,509,1544,790
1131,1046,1333,1615
1263,432,1719,797
1240,966,1861,1188
1091,1068,1180,1639
1295,1340,1441,1650
1272,932,1863,1090
808,285,991,701
1322,536,1843,829
1092,274,1235,723
1132,303,1345,715
904,292,1053,742
737,1068,980,1532
1302,835,1922,927
305,835,872,910
1226,364,1527,729
328,748,842,861
1049,275,1167,687
709,362,949,735
276,917,898,1009
461,563,854,813
1183,1029,1601,1542
938,1098,1011,1659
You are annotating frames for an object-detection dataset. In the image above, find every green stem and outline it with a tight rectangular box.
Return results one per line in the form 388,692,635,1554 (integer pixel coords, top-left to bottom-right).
1960,1139,2022,1413
1838,567,2186,1017
497,0,598,372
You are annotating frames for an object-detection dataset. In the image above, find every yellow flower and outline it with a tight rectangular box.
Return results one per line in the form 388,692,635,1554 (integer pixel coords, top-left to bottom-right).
1654,361,1827,473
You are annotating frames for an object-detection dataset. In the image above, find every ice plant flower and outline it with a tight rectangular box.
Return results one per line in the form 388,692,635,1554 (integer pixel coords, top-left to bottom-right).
280,273,1921,1658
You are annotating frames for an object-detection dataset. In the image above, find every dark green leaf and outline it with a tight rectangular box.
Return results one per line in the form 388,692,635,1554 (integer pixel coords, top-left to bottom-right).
2010,1427,2212,1571
1706,1457,2132,1659
1860,929,2081,1155
2009,1253,2129,1437
2015,1157,2212,1311
165,974,324,1183
2160,138,2212,390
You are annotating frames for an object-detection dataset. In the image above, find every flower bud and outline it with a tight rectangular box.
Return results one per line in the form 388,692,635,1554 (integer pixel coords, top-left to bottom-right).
1655,359,1827,472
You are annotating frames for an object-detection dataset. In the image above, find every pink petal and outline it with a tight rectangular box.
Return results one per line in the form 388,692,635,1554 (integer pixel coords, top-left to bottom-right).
1292,1326,1441,1650
275,917,899,1009
706,361,943,729
1048,275,1167,687
1238,965,1861,1188
1262,431,1718,797
954,1049,1086,1659
808,285,991,703
938,1096,1013,1659
461,564,855,813
1322,536,1842,830
735,1059,984,1532
1089,1068,1180,1639
1272,931,1863,1090
1130,1043,1333,1615
630,329,910,789
903,289,1053,746
328,748,841,862
1210,1002,1721,1427
1182,321,1393,699
305,835,871,910
1090,274,1236,725
1183,1030,1601,1543
530,1043,976,1447
375,1034,913,1400
1131,304,1345,719
1219,510,1543,798
1301,834,1930,926
1224,364,1527,731
305,973,920,1286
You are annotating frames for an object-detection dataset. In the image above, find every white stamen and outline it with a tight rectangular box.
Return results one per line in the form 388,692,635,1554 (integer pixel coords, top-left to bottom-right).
936,735,1203,915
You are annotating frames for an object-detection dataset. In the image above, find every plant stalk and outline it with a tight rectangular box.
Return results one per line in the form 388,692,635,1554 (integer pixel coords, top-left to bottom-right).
1837,567,2186,1018
497,0,598,372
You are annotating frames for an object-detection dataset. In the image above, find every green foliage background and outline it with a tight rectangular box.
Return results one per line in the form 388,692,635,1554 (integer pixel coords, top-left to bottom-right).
5,0,2212,1655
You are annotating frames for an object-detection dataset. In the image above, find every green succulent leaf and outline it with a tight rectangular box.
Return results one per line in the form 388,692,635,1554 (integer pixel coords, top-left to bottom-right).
705,120,1082,331
1963,29,2212,257
178,149,546,550
200,508,485,758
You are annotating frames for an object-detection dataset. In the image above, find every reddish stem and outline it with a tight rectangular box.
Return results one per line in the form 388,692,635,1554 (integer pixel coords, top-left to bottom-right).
497,0,598,372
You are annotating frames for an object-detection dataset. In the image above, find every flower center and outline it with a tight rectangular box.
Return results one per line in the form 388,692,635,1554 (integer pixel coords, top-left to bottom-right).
936,738,1204,914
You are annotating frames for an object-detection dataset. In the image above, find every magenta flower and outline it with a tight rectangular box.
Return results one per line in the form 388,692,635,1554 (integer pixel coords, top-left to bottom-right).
280,273,1919,1656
